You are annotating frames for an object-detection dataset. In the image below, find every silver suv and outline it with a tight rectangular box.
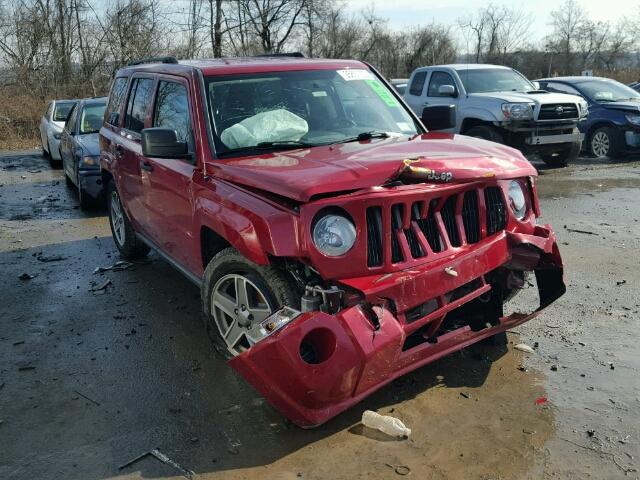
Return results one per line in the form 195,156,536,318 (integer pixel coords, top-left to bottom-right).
404,64,588,166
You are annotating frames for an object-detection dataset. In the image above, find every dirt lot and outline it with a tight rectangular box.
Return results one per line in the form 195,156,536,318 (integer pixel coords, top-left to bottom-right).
1,150,639,480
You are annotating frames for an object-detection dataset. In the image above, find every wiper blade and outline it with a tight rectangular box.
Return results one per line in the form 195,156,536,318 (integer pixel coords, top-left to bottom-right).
333,131,390,145
218,140,315,157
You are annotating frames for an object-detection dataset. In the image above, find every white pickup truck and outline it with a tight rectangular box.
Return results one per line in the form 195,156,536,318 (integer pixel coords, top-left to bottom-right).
403,64,589,166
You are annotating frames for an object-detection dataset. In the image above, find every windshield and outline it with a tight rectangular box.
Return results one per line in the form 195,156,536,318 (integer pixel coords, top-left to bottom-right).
53,102,75,122
456,68,534,94
205,68,420,155
79,103,106,134
575,79,640,102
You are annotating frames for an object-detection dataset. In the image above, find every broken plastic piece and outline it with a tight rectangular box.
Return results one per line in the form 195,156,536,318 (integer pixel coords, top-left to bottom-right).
361,410,411,438
514,343,535,353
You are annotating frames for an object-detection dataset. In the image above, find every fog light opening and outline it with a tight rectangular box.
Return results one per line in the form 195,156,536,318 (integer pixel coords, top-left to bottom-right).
299,328,336,365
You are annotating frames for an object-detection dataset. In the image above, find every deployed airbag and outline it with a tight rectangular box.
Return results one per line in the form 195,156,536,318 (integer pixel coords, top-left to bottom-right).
220,109,309,149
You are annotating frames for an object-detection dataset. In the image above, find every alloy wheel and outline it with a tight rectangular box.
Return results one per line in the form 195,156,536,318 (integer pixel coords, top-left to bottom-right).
210,273,273,355
110,191,126,247
591,131,610,157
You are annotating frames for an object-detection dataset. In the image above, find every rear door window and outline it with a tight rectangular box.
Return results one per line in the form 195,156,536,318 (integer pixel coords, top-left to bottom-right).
105,77,128,126
124,78,154,133
409,71,427,96
153,81,192,149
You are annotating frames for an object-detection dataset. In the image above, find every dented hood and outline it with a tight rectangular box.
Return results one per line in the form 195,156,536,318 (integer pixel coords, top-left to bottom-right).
208,133,536,202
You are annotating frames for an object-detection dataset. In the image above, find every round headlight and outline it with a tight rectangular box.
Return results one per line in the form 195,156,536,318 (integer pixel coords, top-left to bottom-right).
312,213,356,257
508,180,527,220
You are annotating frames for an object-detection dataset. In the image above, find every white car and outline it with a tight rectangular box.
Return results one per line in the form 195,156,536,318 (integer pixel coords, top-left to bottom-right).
39,99,77,163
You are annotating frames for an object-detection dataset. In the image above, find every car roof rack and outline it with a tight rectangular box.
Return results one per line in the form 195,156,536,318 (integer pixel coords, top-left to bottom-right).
127,56,179,66
252,52,305,58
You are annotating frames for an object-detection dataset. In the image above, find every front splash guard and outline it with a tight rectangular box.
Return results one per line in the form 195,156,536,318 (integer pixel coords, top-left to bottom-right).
229,225,565,428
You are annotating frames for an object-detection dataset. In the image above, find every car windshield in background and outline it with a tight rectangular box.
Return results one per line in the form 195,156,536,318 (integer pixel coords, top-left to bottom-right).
457,68,533,94
205,68,419,155
53,102,75,122
576,79,640,102
79,103,107,134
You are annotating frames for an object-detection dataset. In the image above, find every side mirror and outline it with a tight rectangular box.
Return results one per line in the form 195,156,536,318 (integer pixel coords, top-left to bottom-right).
141,128,189,159
421,105,456,131
532,81,541,90
437,84,456,97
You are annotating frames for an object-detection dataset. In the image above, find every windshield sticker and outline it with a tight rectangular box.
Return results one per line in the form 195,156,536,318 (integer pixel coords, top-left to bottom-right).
336,69,374,81
312,91,328,97
365,79,400,107
396,122,413,132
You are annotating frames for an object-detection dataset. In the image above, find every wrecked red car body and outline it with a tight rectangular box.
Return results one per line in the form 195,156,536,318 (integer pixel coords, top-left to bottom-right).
100,57,565,428
225,136,564,427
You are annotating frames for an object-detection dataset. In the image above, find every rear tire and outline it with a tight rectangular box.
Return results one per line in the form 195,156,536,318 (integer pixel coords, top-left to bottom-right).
107,181,149,259
77,172,92,211
539,141,581,167
201,248,299,359
589,126,624,159
465,125,505,144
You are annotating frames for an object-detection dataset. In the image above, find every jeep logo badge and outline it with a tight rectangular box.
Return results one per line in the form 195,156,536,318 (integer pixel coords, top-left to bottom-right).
555,105,564,115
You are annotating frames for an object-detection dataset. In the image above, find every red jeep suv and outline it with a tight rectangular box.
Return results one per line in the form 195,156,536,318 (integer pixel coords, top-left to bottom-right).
99,55,565,427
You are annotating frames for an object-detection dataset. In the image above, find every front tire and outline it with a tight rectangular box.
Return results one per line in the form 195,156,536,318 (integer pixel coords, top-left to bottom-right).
202,248,299,359
465,125,505,144
589,126,624,159
539,141,581,167
107,181,149,259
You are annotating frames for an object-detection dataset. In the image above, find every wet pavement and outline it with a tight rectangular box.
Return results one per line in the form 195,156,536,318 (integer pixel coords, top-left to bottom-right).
1,150,639,480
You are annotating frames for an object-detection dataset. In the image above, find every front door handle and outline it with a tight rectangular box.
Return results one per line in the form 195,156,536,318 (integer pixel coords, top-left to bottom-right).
141,161,154,172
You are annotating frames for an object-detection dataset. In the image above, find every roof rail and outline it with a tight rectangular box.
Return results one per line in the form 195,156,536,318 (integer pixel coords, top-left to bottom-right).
127,56,179,66
252,52,305,58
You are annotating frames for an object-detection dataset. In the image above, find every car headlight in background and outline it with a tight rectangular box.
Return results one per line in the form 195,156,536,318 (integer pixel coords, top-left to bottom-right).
625,114,640,126
578,101,589,117
501,103,534,121
79,155,99,168
508,180,527,220
312,212,356,257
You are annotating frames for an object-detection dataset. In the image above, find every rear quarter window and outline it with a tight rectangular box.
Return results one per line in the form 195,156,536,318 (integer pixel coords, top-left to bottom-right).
53,102,75,122
105,77,128,126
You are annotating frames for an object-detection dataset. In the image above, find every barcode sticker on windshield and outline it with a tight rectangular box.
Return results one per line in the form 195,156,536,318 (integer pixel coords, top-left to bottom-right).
337,69,374,81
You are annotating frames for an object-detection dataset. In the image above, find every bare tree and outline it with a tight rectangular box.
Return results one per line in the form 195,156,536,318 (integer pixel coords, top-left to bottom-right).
240,0,306,54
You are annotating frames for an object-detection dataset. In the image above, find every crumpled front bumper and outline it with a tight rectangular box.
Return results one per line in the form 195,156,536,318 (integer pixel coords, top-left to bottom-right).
230,225,565,427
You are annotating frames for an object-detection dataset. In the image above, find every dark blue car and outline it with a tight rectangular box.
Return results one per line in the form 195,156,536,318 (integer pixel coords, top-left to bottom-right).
536,77,640,159
59,97,107,209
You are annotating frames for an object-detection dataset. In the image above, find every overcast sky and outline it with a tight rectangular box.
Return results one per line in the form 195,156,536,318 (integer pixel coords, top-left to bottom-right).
344,0,639,46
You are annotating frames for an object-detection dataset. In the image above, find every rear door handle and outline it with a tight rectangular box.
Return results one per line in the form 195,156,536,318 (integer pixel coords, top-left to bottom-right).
141,161,154,172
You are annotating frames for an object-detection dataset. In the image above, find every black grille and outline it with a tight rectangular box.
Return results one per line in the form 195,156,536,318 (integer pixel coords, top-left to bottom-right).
462,190,480,244
416,199,442,252
440,196,461,247
538,103,578,120
366,207,383,267
485,187,507,235
391,204,404,263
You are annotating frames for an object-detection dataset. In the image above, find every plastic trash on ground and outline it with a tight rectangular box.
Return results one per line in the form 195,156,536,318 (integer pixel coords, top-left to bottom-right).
220,109,309,149
361,410,411,438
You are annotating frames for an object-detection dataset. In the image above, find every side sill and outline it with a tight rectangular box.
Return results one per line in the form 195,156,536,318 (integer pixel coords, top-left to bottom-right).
135,232,202,286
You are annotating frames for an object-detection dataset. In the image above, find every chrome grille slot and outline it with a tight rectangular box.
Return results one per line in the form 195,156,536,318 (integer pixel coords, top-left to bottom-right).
416,198,442,253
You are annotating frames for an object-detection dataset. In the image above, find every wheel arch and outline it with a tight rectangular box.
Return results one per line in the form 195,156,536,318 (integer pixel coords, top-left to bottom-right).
586,121,619,142
460,117,493,134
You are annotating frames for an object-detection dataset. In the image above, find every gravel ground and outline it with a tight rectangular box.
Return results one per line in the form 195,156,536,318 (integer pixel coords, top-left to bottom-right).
0,150,639,480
